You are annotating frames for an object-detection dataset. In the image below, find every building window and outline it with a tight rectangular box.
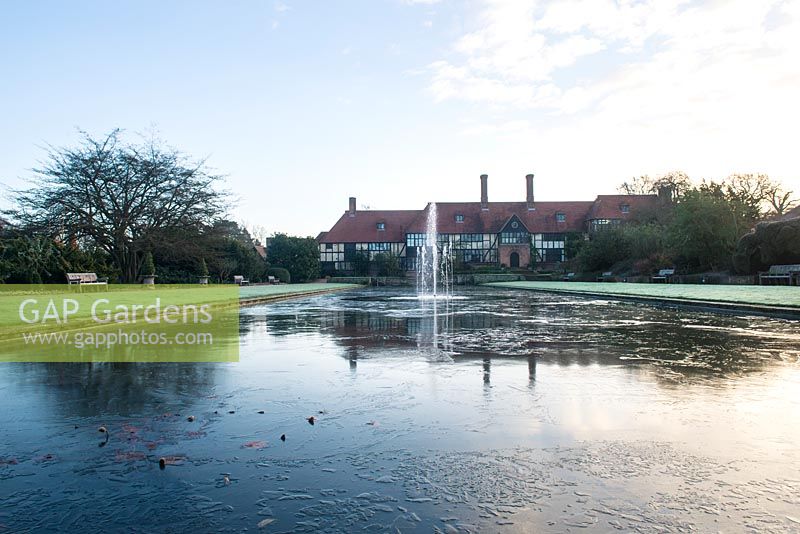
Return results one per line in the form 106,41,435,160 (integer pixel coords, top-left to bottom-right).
344,243,357,261
457,233,483,243
462,250,483,263
620,204,630,213
406,233,426,247
500,232,528,244
590,219,620,232
325,243,333,250
533,233,566,263
455,214,464,223
556,212,566,222
368,242,391,252
376,222,385,230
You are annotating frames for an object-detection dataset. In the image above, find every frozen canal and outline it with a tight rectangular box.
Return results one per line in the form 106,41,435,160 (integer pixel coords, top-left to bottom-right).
2,287,800,532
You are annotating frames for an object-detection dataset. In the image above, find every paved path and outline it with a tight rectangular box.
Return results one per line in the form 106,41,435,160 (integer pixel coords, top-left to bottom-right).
239,283,358,306
487,281,800,318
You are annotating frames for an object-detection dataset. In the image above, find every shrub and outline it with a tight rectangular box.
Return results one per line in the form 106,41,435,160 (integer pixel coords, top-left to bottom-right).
373,253,402,277
624,224,666,261
576,227,630,272
352,252,370,276
632,253,672,275
564,232,586,260
148,266,194,284
267,267,291,283
141,252,156,276
733,217,800,273
267,234,320,282
667,191,745,272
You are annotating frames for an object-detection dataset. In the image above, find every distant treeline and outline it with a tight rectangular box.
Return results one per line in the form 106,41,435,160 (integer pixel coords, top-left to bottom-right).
573,172,798,275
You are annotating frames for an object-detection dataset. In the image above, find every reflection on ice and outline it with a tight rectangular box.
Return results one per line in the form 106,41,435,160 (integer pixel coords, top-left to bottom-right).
2,286,800,532
389,295,468,301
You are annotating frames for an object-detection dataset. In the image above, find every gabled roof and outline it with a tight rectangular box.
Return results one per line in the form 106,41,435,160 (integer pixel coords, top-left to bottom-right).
499,213,530,233
319,210,419,243
776,205,800,221
523,201,596,233
319,194,659,243
408,201,593,234
587,194,658,220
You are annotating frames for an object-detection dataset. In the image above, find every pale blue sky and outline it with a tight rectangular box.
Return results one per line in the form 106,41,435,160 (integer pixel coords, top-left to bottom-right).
2,0,799,237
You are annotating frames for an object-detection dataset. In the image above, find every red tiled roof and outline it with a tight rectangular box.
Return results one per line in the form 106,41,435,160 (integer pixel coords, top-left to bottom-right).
320,195,658,242
587,195,658,220
320,210,419,243
408,201,594,234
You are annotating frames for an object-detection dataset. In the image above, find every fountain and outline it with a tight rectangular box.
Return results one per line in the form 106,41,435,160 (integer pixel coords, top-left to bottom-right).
416,202,453,299
408,202,456,354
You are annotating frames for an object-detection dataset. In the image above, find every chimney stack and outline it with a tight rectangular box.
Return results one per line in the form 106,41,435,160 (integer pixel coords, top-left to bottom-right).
526,173,535,210
480,174,488,210
348,197,356,217
657,185,674,205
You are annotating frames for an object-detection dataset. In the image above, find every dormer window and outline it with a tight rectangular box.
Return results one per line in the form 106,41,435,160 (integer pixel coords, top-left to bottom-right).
376,222,385,231
620,204,630,213
556,212,566,222
455,214,464,223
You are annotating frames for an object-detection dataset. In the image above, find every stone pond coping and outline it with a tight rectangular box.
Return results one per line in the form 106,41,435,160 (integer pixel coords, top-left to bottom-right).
238,283,359,307
486,281,800,319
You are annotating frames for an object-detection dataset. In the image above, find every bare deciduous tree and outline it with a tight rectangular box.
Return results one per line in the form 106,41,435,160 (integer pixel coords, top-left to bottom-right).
618,175,654,195
766,185,796,216
723,173,797,218
12,130,227,282
618,171,691,198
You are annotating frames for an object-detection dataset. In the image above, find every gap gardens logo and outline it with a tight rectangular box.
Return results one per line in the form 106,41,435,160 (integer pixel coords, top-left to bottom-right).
0,285,239,362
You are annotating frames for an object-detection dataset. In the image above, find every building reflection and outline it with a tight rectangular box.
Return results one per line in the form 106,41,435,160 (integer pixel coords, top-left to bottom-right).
5,361,221,418
528,355,536,386
251,290,800,386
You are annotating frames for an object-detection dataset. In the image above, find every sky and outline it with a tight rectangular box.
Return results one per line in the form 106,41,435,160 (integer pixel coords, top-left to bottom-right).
1,0,799,237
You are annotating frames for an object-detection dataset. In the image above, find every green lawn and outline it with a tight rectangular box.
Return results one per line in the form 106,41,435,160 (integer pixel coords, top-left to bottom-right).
0,283,358,357
239,283,358,301
487,281,800,308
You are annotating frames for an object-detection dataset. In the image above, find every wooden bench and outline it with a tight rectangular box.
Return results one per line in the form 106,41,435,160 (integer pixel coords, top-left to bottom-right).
233,275,250,286
651,268,675,283
759,264,800,285
66,272,108,286
596,271,613,282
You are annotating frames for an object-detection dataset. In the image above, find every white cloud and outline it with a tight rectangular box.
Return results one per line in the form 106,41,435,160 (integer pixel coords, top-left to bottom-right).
422,0,800,189
460,119,531,136
427,0,613,109
274,1,290,13
427,0,800,114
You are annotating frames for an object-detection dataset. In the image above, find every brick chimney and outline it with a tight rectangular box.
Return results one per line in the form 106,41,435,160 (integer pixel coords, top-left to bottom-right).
480,174,488,210
349,197,356,217
657,185,674,205
526,173,535,210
